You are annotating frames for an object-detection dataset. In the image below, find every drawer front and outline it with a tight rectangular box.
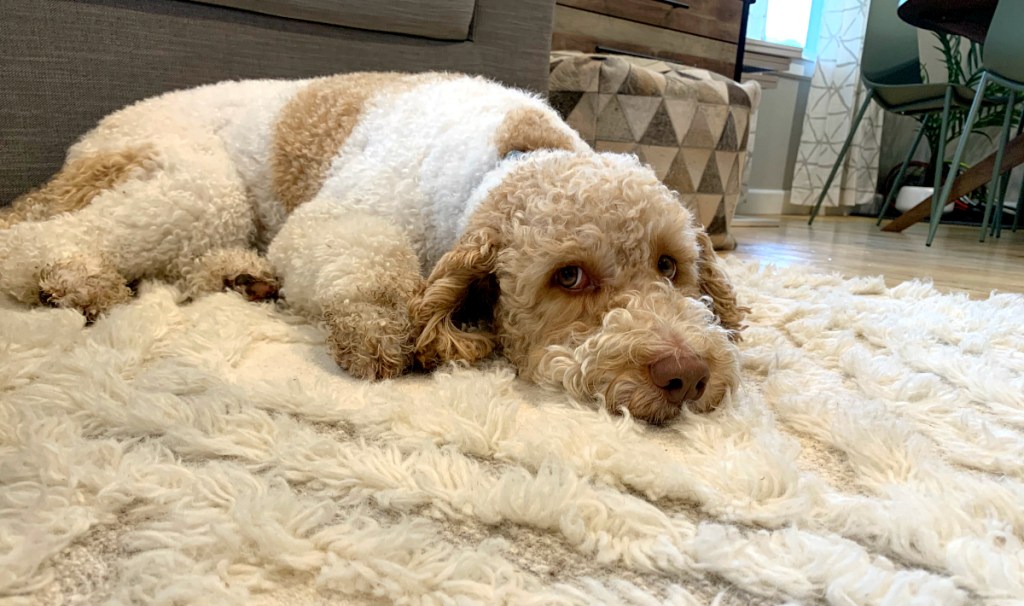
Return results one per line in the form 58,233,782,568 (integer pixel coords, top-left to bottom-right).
552,5,738,77
557,0,743,44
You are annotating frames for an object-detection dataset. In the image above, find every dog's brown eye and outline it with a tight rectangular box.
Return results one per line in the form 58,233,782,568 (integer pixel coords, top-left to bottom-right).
554,266,590,291
657,255,677,280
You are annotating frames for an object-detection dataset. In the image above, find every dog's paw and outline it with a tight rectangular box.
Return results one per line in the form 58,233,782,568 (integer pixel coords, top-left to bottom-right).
325,301,415,381
38,255,132,322
183,248,279,302
224,272,279,302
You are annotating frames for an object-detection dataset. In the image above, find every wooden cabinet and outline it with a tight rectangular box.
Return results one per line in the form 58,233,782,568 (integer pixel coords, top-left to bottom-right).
551,0,752,79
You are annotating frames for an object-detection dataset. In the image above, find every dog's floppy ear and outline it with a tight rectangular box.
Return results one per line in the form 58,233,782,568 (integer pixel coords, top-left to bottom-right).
409,226,502,369
696,230,748,338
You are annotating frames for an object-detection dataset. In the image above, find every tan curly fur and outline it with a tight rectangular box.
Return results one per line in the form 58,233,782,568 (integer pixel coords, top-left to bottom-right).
324,298,417,381
323,252,424,380
411,226,502,368
2,72,739,423
179,247,279,302
267,208,426,381
411,152,745,423
494,106,578,158
272,72,454,212
695,231,749,336
37,254,133,321
0,146,157,229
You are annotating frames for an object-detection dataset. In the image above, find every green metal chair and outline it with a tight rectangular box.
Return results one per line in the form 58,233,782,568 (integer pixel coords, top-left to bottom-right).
807,0,978,226
933,0,1024,244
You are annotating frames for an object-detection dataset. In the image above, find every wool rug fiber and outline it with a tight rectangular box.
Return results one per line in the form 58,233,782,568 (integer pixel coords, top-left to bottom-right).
2,259,1023,605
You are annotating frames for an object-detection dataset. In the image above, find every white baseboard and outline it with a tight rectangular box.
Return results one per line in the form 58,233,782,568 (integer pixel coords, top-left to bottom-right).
740,189,788,215
732,215,780,227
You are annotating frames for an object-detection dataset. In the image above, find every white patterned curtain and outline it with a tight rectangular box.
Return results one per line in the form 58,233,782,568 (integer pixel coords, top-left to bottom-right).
790,0,882,208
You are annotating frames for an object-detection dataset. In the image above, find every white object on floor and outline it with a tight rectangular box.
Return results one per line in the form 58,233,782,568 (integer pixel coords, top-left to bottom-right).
895,185,953,214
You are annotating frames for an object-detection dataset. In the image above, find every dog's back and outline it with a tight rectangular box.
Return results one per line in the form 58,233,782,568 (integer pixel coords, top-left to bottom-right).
0,71,586,311
0,77,304,230
292,74,586,267
2,72,584,252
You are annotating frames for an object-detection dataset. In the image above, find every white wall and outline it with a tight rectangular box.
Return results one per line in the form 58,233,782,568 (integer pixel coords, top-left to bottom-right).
739,73,811,215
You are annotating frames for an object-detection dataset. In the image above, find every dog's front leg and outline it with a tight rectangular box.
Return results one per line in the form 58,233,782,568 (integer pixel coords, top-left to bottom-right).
268,203,423,380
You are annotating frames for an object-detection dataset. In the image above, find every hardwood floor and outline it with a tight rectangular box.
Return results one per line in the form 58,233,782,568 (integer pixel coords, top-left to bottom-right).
723,215,1024,298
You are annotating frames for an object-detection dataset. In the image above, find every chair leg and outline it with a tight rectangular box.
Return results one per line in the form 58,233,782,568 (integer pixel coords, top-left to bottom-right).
1011,176,1019,230
981,89,1015,242
1014,114,1024,233
809,92,873,226
993,171,1011,238
877,121,926,226
931,75,988,247
926,87,955,246
1015,174,1024,232
932,88,954,199
989,95,1018,239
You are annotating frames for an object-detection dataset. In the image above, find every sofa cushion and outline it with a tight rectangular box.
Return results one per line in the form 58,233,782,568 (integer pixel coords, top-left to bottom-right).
195,0,477,41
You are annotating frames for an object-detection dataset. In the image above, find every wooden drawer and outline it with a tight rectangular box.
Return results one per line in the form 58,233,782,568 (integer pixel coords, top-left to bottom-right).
558,0,743,44
552,4,738,76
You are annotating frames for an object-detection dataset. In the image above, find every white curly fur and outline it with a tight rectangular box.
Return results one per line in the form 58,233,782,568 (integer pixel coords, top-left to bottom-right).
0,72,744,423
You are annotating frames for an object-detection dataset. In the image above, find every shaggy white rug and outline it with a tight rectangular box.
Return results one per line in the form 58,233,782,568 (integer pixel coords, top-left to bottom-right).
2,259,1023,606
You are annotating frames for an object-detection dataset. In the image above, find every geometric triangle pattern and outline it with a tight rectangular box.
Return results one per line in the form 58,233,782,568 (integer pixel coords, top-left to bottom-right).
681,108,715,149
595,96,634,142
697,151,722,194
639,145,680,181
717,112,739,151
548,91,584,122
619,95,662,140
549,51,762,250
639,101,677,146
681,148,713,194
665,99,698,144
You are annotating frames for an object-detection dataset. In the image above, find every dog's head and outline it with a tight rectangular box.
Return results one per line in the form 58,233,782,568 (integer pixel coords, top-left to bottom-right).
409,151,746,424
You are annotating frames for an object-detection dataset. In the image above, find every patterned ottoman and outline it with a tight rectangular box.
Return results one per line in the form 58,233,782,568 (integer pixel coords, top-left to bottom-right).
549,51,761,250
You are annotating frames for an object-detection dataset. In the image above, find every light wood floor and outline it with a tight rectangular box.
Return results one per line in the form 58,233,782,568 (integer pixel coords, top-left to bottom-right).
722,216,1024,299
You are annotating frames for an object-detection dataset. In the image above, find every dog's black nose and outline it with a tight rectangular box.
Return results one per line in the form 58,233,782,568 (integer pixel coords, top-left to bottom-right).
649,352,709,404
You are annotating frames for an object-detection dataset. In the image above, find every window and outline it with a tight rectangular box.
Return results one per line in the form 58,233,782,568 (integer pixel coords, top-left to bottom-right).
746,0,826,58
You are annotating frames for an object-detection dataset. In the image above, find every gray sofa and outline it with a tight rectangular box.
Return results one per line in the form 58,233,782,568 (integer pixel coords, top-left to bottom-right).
0,0,557,205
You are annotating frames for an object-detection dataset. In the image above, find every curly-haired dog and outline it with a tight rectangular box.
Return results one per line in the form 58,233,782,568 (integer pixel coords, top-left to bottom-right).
0,72,745,424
